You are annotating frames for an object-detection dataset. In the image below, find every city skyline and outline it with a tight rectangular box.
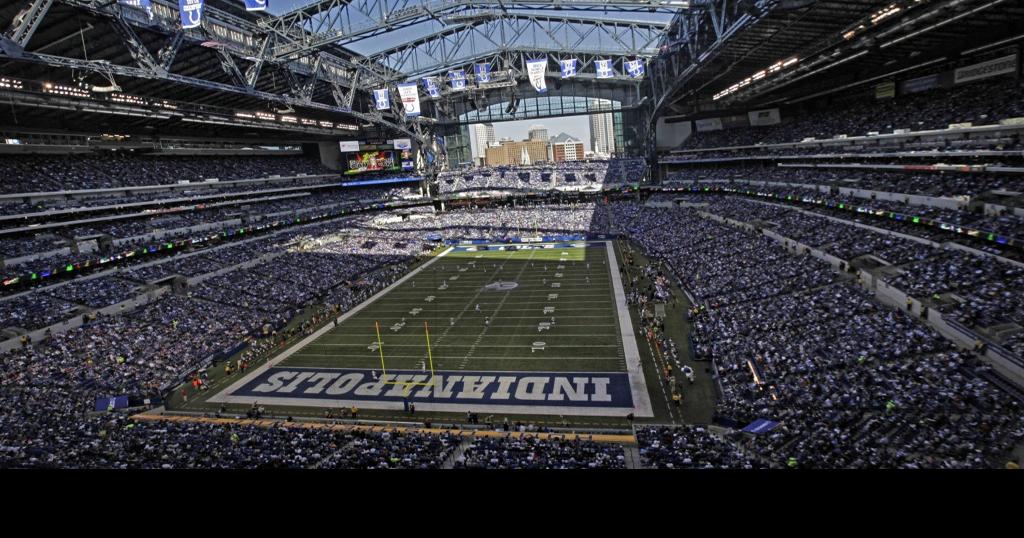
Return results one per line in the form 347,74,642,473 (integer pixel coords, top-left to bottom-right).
469,115,594,159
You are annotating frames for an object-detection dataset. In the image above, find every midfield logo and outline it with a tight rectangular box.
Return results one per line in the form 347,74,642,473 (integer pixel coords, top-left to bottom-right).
483,281,519,291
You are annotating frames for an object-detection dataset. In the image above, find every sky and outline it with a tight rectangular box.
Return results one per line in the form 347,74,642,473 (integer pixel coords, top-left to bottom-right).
267,1,313,13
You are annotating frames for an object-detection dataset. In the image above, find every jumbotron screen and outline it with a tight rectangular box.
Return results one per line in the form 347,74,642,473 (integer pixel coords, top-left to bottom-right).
344,150,414,175
345,150,397,174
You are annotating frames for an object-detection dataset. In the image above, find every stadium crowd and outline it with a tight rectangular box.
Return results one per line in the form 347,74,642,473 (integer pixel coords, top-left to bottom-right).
636,426,761,469
0,154,332,194
437,158,646,194
654,183,1022,261
1,153,1022,468
676,78,1024,151
610,201,1024,468
663,165,1024,198
454,435,627,469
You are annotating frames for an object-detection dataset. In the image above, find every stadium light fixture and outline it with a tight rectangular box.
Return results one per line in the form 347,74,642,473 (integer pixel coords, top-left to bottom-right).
880,0,1010,49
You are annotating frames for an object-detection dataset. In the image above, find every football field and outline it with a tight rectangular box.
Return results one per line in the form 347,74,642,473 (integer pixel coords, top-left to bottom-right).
210,241,653,417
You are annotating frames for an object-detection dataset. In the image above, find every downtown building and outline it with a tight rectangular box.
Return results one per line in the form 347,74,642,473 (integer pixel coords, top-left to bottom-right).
527,124,549,142
485,139,550,166
470,123,496,165
551,134,585,162
589,99,616,156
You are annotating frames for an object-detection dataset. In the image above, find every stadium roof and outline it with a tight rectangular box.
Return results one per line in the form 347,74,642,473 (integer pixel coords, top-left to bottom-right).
0,1,693,137
655,0,1024,115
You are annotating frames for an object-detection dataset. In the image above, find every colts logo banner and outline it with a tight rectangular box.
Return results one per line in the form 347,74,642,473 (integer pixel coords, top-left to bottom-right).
449,70,467,91
119,0,154,19
625,59,645,79
178,0,205,29
526,59,547,93
595,59,614,79
559,58,578,79
244,0,268,11
474,63,491,84
397,82,421,117
423,77,441,98
373,88,390,111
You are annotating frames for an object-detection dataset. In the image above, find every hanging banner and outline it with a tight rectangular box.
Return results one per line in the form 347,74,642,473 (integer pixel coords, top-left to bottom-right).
747,108,781,127
625,59,645,79
474,63,491,84
954,54,1018,85
243,0,268,11
373,88,390,110
875,80,896,99
393,138,412,150
526,59,547,93
119,0,154,19
423,77,441,98
449,70,467,91
559,58,578,79
178,0,205,29
595,59,614,79
694,117,723,132
397,82,421,117
900,73,941,95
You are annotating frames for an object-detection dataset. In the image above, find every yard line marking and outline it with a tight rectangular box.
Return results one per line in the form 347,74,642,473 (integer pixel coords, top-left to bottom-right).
355,306,612,314
428,253,513,353
459,248,536,369
305,343,621,348
287,354,625,361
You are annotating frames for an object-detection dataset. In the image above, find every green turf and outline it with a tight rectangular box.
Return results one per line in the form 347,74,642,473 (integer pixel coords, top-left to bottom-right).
173,239,711,425
280,242,627,374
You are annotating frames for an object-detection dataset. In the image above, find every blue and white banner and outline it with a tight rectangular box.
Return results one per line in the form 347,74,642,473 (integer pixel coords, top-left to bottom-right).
393,138,412,150
95,395,129,412
741,418,780,434
243,0,268,11
373,88,390,110
397,82,421,117
559,58,578,79
178,0,205,29
119,0,154,19
595,59,614,79
340,176,420,187
526,58,547,93
226,367,635,409
625,59,645,79
474,63,491,84
423,77,441,98
449,69,467,91
900,73,941,95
